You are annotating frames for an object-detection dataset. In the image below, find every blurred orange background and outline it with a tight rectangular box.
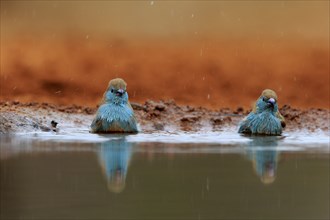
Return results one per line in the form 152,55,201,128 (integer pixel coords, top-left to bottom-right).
1,1,329,109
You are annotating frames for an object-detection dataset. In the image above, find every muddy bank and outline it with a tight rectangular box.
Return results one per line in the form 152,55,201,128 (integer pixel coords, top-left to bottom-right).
0,101,328,134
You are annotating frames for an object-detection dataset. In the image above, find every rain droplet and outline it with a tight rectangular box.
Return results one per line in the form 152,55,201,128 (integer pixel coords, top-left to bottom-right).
206,177,210,191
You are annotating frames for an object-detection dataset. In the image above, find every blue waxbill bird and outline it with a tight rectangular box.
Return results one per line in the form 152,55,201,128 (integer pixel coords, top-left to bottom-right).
238,89,285,135
90,78,138,133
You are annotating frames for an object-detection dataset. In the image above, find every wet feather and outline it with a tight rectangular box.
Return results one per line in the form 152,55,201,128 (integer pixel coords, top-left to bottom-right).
91,78,138,133
239,89,283,135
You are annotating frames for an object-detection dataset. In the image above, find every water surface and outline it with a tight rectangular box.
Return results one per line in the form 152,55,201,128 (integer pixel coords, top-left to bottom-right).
1,131,329,220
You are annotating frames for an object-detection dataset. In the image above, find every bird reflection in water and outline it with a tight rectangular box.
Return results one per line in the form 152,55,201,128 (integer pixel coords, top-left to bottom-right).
245,136,282,184
98,138,133,193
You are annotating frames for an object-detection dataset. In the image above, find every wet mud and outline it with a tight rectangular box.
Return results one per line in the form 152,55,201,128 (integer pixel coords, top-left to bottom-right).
0,100,328,134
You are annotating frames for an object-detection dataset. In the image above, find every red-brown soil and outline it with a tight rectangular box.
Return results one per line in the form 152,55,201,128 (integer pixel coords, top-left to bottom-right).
1,36,329,109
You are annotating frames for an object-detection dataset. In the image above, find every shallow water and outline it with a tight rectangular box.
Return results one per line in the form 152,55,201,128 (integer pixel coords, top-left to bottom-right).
1,131,329,220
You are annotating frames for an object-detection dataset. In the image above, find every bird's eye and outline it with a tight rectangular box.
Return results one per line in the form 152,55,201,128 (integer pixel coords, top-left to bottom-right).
110,89,114,93
262,97,267,102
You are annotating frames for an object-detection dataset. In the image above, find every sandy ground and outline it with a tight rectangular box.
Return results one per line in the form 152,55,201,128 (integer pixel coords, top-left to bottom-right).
0,100,328,134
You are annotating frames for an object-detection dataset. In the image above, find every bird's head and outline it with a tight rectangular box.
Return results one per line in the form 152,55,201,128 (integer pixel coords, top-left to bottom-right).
255,89,279,113
103,78,129,104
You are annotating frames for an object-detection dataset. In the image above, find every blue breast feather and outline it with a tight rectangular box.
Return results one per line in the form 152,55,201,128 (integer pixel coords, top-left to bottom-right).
92,103,138,133
239,111,282,135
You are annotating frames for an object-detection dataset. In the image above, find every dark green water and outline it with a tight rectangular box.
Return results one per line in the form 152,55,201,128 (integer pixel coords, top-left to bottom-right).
0,134,329,220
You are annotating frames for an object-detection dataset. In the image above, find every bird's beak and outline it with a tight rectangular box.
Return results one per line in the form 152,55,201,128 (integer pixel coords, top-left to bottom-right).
116,89,125,96
267,98,276,107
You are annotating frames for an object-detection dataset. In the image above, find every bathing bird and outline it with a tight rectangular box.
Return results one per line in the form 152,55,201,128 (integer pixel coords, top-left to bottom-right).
238,89,285,135
90,78,138,133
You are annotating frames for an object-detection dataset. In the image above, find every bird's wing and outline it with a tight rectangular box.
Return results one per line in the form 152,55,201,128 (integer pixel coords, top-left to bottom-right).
238,115,252,134
125,103,138,133
126,117,138,133
90,116,103,133
127,102,134,111
276,111,286,128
